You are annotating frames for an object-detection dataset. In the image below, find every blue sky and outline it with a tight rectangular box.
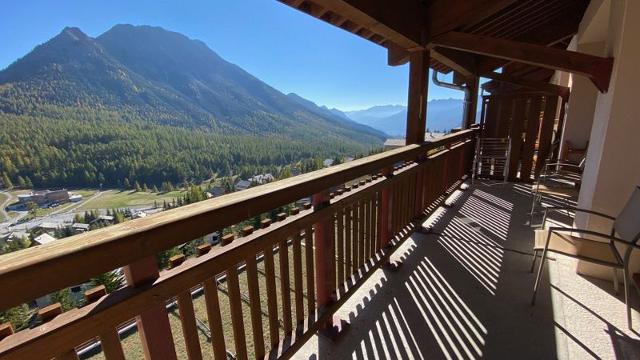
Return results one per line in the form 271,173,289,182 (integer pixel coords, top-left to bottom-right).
0,0,466,111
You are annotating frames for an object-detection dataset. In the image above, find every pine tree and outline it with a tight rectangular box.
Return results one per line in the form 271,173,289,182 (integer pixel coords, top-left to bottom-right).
90,271,123,293
152,185,159,193
134,181,141,192
0,173,12,189
17,176,26,188
50,288,76,311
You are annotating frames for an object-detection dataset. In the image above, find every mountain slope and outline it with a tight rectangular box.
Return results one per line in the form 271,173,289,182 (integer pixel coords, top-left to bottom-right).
0,25,384,143
0,25,385,189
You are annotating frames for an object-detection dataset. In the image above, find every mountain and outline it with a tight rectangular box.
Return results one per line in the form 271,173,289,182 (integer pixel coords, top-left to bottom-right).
344,99,478,136
0,25,385,189
0,25,384,143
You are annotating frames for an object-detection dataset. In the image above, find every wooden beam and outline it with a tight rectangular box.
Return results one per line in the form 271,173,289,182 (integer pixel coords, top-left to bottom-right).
387,42,410,66
431,47,477,78
298,0,425,49
464,76,480,128
429,0,517,37
430,31,613,92
406,50,429,144
481,71,570,100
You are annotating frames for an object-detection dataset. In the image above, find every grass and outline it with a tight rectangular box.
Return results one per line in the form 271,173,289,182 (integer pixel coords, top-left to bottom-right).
77,190,185,211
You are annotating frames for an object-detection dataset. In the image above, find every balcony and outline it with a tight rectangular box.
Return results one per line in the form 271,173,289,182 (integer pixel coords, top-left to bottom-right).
0,131,478,359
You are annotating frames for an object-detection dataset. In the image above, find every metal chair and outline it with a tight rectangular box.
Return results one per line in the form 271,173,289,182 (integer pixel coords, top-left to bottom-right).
529,158,585,224
531,186,640,329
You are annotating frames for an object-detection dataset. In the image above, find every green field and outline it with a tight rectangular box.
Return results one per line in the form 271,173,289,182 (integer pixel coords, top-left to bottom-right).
77,190,186,211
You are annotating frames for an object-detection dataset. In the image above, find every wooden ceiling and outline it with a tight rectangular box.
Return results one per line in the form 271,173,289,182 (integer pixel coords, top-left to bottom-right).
279,0,592,85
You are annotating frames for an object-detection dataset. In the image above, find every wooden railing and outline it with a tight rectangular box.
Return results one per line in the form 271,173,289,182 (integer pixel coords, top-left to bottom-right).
0,129,476,360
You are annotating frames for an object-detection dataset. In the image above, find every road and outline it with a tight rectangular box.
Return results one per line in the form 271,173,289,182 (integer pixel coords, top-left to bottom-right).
0,191,11,222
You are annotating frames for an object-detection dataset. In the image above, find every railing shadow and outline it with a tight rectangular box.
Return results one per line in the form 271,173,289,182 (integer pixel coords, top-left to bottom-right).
312,182,561,359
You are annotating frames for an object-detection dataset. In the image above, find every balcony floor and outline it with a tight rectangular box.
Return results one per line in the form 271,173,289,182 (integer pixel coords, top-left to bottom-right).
295,181,640,359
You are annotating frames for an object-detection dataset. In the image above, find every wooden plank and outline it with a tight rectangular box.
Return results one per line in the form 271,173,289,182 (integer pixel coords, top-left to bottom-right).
245,255,265,358
520,96,543,181
496,96,514,138
358,199,365,267
507,98,527,181
292,232,304,325
263,246,279,347
336,208,345,285
429,0,517,37
278,238,293,334
534,95,560,176
431,48,476,78
430,31,614,92
305,226,315,315
203,278,226,360
56,350,79,360
176,291,202,360
289,0,423,49
0,129,477,312
406,50,430,144
345,206,353,275
99,327,125,360
480,71,570,100
226,266,247,360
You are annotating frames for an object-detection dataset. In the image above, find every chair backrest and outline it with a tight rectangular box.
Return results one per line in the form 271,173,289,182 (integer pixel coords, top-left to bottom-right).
614,186,640,244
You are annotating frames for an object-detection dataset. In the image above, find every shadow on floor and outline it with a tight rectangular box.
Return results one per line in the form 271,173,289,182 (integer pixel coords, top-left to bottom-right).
305,182,640,359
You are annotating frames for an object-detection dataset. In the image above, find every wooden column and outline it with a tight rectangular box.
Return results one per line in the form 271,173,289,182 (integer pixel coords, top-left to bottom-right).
124,257,177,360
406,50,430,145
312,190,335,330
464,76,480,128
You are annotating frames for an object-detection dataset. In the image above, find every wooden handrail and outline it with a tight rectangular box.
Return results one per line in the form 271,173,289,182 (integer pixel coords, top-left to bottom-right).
0,129,476,312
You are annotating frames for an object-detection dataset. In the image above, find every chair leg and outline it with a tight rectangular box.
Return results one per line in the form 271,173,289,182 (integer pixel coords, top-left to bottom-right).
530,250,539,273
532,248,549,306
612,268,619,294
623,265,632,330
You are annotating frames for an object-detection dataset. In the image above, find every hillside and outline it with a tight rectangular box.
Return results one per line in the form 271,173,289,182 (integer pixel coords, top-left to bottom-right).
0,25,384,189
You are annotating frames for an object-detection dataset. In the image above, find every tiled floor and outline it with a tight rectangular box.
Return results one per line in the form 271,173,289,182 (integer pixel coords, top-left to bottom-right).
295,181,640,359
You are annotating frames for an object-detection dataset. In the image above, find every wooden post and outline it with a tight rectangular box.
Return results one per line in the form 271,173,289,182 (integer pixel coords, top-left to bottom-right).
464,76,479,129
406,50,430,145
413,158,426,217
312,189,340,334
123,257,177,360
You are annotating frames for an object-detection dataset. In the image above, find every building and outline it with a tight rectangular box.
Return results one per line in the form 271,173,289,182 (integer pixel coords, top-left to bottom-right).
17,190,70,206
71,223,90,234
235,179,251,191
32,233,56,246
248,173,275,185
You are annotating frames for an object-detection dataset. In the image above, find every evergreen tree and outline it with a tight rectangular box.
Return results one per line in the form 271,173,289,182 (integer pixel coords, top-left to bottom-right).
1,173,13,189
91,271,123,293
50,288,76,311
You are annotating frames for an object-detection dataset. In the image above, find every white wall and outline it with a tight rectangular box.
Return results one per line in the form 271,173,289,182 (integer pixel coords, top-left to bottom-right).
574,0,640,278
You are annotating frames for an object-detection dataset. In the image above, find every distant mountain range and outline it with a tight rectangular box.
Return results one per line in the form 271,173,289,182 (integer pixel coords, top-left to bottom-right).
0,25,385,144
341,99,476,137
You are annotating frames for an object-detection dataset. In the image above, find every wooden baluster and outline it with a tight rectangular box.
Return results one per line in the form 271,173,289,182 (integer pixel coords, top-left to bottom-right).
305,225,316,316
245,255,265,358
123,257,177,360
379,168,393,250
203,277,226,360
263,245,279,347
358,199,365,268
279,238,293,335
176,290,202,360
351,203,359,272
370,194,376,258
313,190,338,331
336,208,345,286
363,196,370,261
99,327,125,360
345,205,353,275
292,231,305,326
226,266,247,360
